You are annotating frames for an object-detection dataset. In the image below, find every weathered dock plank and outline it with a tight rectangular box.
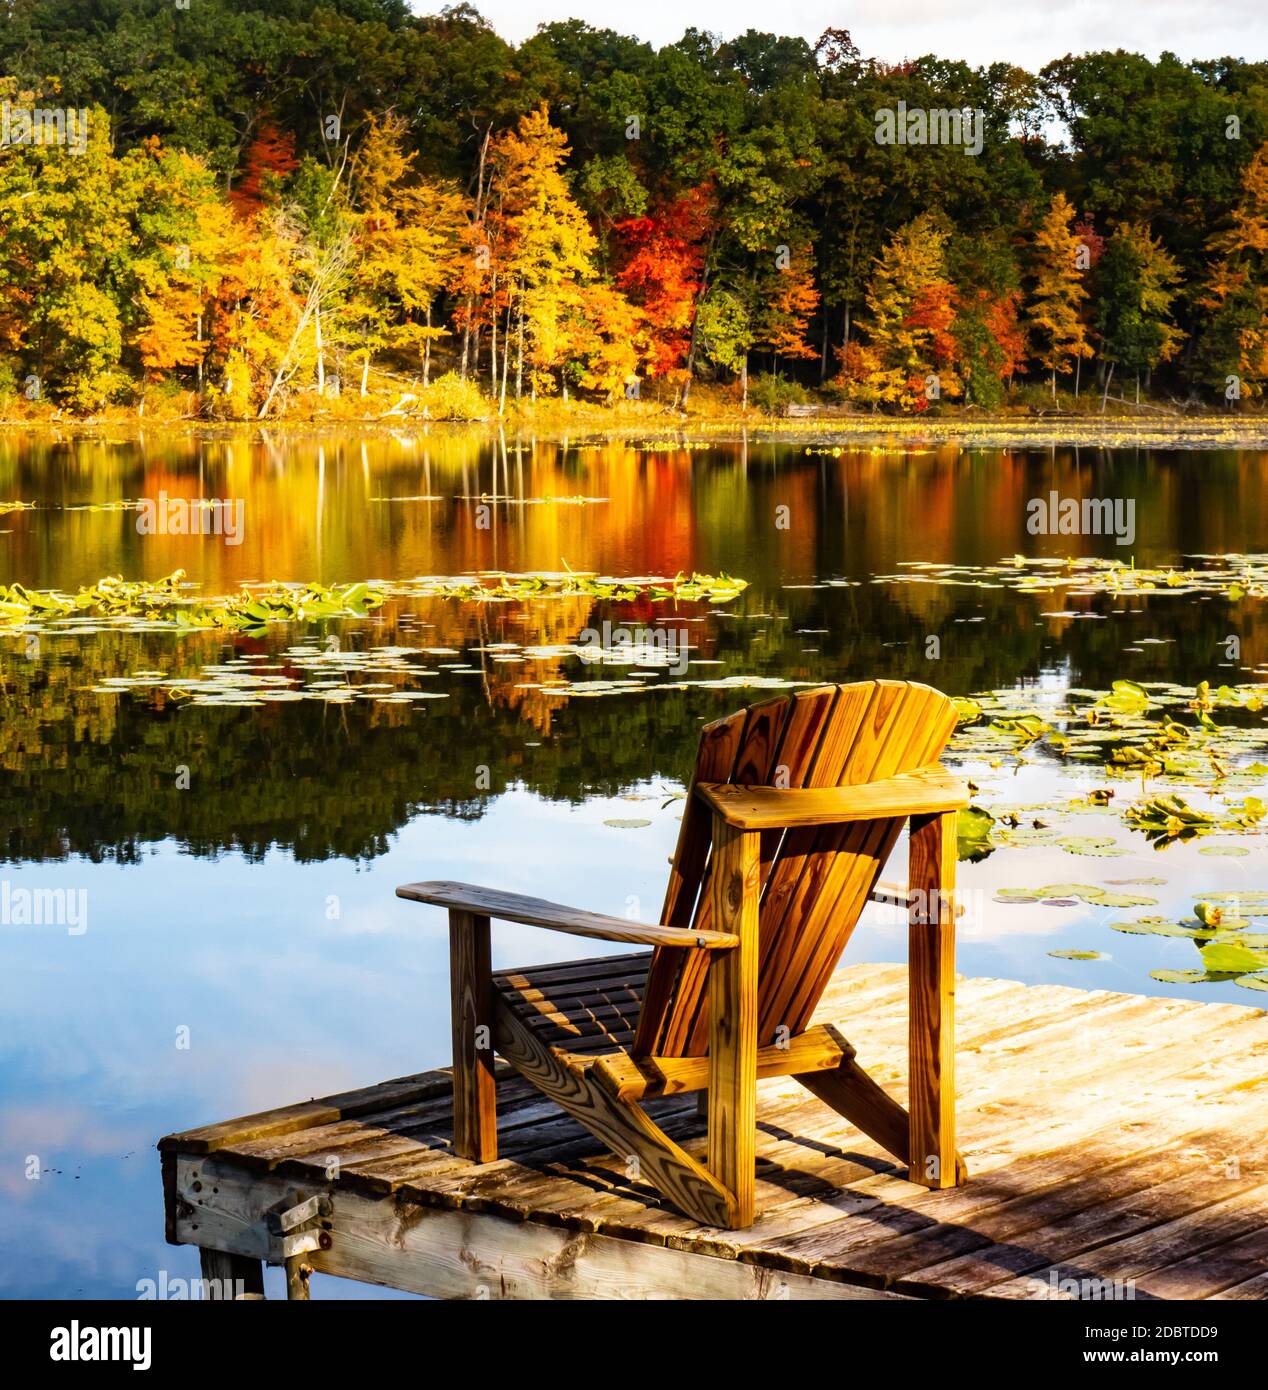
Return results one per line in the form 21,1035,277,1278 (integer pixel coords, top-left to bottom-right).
161,963,1268,1300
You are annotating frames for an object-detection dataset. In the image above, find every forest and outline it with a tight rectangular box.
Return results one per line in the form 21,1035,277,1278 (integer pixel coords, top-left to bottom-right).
0,0,1265,417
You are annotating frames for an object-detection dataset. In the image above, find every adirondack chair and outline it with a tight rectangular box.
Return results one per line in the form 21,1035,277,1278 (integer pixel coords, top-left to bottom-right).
397,680,970,1229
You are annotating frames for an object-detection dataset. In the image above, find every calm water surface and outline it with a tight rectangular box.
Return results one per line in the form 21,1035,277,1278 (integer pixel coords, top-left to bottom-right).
1,429,1265,1297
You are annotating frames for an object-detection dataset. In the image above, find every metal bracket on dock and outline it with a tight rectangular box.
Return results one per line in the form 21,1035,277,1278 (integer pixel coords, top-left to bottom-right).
263,1192,333,1297
264,1191,333,1259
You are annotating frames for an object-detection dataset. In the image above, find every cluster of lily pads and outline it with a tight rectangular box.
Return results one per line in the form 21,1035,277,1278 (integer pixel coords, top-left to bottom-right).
880,552,1268,601
0,569,749,635
1116,895,1268,993
954,678,1268,847
0,572,386,633
91,644,464,707
389,570,748,604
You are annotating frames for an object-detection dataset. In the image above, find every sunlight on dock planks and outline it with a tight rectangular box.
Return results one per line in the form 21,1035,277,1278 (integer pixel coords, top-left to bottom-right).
160,963,1268,1301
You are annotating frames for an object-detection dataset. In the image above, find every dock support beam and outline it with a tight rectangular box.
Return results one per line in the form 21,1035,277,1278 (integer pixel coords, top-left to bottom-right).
198,1246,264,1300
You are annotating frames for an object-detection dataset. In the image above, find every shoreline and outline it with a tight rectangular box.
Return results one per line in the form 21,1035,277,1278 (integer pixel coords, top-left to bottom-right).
2,412,1268,450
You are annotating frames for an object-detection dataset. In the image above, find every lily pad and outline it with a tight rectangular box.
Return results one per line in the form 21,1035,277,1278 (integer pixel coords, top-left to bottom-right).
1199,941,1268,975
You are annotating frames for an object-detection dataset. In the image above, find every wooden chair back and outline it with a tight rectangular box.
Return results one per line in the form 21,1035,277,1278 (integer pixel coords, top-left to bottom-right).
633,680,959,1057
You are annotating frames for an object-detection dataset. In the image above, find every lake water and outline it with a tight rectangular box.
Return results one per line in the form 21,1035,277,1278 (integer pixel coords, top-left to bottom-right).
1,427,1265,1297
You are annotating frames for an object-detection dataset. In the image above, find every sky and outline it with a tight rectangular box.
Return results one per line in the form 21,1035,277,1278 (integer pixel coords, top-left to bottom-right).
441,1,1268,69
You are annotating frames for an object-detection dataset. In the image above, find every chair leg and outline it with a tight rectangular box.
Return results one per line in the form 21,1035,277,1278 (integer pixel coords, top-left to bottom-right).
907,811,960,1189
707,816,760,1227
449,908,497,1163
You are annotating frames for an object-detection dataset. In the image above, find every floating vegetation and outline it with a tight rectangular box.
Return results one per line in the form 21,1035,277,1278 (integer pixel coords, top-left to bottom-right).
1095,895,1268,993
951,680,1268,853
63,499,143,512
0,572,385,633
1049,950,1109,961
88,643,455,707
956,805,995,861
878,553,1268,601
995,883,1159,908
1125,793,1265,845
387,570,748,604
0,568,750,635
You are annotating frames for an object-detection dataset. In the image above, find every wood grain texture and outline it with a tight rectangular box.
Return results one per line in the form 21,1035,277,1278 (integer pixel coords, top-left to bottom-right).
489,992,736,1228
593,1024,854,1101
162,965,1268,1302
636,709,748,1054
707,817,760,1226
655,695,797,1055
698,765,968,829
907,810,959,1190
398,881,738,949
449,909,497,1164
174,1157,907,1300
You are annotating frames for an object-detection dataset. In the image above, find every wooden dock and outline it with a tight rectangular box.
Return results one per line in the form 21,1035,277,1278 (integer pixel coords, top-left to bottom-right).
160,962,1268,1300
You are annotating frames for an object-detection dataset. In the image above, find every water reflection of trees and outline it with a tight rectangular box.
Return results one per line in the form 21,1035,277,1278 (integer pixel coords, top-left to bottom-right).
3,571,1248,864
1,435,1259,862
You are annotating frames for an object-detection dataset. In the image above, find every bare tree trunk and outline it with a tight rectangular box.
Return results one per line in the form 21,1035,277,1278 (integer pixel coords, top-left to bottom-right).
500,301,508,414
1101,360,1115,414
681,227,718,407
490,273,498,397
423,305,432,387
498,305,510,416
515,292,524,403
460,127,491,380
314,308,325,395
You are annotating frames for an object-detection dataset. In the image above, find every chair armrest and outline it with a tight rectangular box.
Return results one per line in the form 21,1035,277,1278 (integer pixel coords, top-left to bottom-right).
395,880,739,949
697,764,969,830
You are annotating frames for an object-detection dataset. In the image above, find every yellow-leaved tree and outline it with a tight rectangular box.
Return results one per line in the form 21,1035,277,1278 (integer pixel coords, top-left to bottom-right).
487,105,599,403
347,113,470,394
848,213,961,412
1026,191,1093,398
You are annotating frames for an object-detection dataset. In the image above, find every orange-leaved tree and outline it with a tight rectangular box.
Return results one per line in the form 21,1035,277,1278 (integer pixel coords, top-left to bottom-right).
848,213,961,412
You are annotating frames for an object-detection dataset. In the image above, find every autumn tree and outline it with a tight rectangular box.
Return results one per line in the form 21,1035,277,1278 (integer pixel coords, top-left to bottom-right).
345,113,469,392
1195,144,1268,400
753,244,820,367
614,187,711,388
947,232,1025,408
230,123,299,216
847,213,962,412
486,105,599,401
1026,191,1093,397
